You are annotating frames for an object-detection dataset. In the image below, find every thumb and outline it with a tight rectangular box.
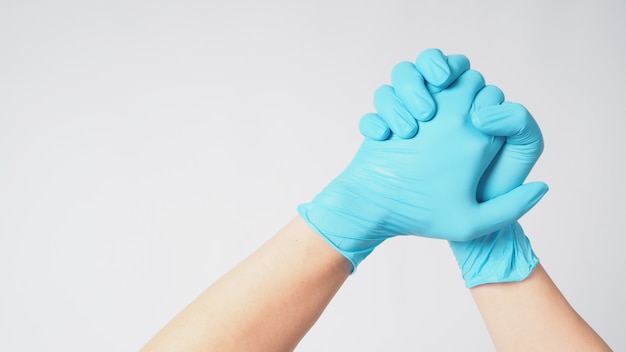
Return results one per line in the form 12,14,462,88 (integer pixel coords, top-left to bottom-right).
472,102,545,200
471,182,549,238
472,102,543,148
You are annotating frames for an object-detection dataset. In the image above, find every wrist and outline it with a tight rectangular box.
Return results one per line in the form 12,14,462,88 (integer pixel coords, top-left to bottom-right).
449,222,539,288
297,202,385,272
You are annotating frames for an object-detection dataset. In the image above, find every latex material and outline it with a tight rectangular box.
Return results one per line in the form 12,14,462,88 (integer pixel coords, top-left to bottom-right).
449,100,545,287
299,69,547,271
450,223,539,288
359,49,470,141
357,52,546,286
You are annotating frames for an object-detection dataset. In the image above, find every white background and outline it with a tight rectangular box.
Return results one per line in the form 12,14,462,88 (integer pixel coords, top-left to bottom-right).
1,0,624,351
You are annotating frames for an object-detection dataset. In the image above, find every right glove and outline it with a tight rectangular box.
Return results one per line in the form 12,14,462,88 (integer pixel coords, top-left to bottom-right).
449,99,545,288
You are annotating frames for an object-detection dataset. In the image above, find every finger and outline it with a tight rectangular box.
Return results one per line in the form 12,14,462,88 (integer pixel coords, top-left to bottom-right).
468,182,549,240
436,69,486,114
363,50,471,139
359,113,391,140
415,49,471,93
473,103,544,200
373,85,418,139
471,85,505,112
473,102,543,146
415,48,449,87
445,54,471,83
391,61,436,122
427,54,471,93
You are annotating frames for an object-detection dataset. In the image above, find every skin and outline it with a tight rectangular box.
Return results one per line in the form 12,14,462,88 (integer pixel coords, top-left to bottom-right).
141,50,612,351
365,49,613,350
140,218,613,352
471,264,612,351
140,215,351,352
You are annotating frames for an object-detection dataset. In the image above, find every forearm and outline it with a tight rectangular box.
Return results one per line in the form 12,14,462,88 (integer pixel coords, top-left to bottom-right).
141,215,352,352
471,263,611,351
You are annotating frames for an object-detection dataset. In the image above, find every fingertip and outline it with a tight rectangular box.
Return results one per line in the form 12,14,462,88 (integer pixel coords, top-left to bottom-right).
359,113,391,140
471,85,505,128
391,61,436,122
414,96,436,122
503,182,550,219
473,85,505,110
426,54,470,92
476,181,549,235
391,61,417,79
527,181,549,206
447,54,470,75
415,48,450,87
398,121,418,139
472,101,538,138
374,84,419,139
470,111,484,129
501,102,531,121
458,69,486,88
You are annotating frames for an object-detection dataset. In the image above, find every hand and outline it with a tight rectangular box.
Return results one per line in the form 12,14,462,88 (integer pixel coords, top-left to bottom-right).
450,100,545,287
298,67,547,271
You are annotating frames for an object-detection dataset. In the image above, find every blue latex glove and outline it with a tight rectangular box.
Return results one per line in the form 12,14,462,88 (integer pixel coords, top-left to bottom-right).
358,50,546,286
298,67,547,271
450,99,545,287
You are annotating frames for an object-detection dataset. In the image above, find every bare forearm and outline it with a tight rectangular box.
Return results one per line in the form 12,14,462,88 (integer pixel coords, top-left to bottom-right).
141,216,352,352
471,263,611,351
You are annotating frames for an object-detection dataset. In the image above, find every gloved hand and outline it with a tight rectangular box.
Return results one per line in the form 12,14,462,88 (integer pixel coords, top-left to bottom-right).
358,49,546,286
449,99,544,288
298,63,547,272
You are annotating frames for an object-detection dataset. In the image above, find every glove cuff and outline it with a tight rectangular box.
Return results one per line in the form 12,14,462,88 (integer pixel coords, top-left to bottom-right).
449,222,539,288
297,202,384,272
